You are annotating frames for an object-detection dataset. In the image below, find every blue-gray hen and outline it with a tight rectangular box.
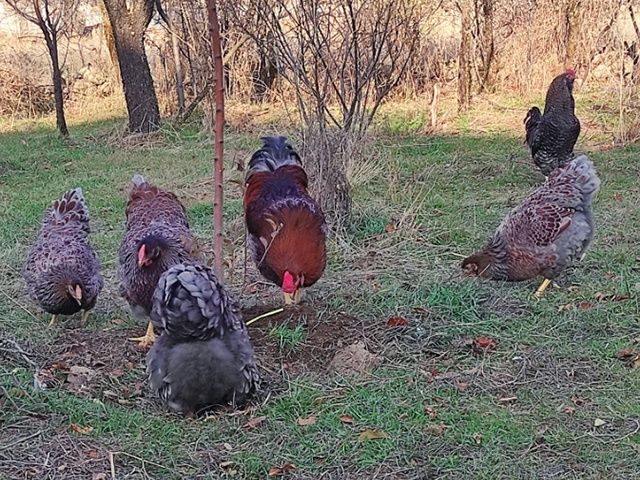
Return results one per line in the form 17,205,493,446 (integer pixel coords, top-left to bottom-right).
147,263,260,415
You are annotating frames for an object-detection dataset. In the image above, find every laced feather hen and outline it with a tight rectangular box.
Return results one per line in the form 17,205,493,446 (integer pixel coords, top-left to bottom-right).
244,136,327,303
524,69,581,176
23,188,103,323
117,175,201,319
462,155,600,284
147,264,260,415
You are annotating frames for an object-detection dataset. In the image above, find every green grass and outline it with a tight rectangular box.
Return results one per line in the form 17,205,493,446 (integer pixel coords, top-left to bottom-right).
1,104,639,479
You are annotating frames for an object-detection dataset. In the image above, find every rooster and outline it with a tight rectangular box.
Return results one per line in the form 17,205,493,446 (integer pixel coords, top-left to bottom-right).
244,136,327,305
524,69,581,176
117,175,201,348
23,188,103,326
147,263,260,415
462,155,600,297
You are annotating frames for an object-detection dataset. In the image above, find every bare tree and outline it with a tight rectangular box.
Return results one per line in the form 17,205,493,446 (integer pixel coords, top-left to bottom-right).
4,0,80,137
457,0,472,112
230,0,422,226
205,0,225,282
102,0,161,133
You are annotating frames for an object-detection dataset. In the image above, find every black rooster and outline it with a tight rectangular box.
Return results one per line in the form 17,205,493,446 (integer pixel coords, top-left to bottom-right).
524,69,580,176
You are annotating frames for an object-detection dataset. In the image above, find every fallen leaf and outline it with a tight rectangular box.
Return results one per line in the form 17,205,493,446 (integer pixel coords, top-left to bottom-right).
613,192,623,202
92,474,107,480
86,450,99,459
328,342,383,376
615,348,640,368
425,423,446,436
219,461,234,470
243,416,266,429
358,429,388,441
498,396,517,404
576,301,594,310
571,396,588,407
69,423,93,435
594,418,606,428
384,223,396,233
268,463,296,476
109,368,124,378
66,366,96,386
339,415,354,424
563,406,576,415
454,380,469,392
110,318,124,325
386,316,408,327
472,432,483,444
594,292,630,302
297,415,317,426
223,443,233,451
472,337,496,353
424,406,438,419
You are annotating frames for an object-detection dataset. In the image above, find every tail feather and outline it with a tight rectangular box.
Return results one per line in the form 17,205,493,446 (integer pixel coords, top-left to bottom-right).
50,187,89,222
524,107,541,147
555,154,600,197
246,136,301,179
132,174,147,187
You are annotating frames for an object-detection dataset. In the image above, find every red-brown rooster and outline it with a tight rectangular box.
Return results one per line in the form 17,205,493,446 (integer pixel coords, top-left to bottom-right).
462,155,600,297
244,136,327,304
524,69,581,176
117,175,201,347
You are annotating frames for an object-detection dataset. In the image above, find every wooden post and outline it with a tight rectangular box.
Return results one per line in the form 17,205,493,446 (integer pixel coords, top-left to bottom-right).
206,0,225,282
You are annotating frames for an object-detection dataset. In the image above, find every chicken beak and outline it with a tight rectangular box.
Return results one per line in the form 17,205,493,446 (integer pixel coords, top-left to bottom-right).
283,289,303,305
69,285,82,305
283,292,294,305
137,245,146,268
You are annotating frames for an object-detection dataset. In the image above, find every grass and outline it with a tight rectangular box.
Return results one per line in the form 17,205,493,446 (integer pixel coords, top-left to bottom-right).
1,96,639,479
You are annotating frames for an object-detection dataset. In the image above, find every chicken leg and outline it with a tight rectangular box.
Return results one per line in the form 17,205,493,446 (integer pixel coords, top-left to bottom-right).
534,278,552,298
80,310,90,327
129,321,157,348
48,314,58,327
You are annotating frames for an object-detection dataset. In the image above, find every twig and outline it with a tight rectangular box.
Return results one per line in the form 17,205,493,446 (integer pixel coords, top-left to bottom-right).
0,337,37,367
0,287,41,323
0,430,42,451
109,451,116,480
246,308,284,326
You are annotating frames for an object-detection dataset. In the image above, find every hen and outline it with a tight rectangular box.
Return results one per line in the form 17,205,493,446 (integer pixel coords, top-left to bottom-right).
462,155,600,297
524,69,581,176
23,188,103,326
147,263,260,415
244,136,327,304
117,175,201,347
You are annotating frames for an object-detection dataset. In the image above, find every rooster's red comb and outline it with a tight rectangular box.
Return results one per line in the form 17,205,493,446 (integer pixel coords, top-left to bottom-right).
282,271,296,294
565,68,576,80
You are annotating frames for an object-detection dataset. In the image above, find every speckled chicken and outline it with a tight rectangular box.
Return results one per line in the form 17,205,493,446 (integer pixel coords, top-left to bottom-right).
147,263,260,415
23,188,103,326
524,69,581,176
244,136,327,305
117,175,201,348
462,155,600,297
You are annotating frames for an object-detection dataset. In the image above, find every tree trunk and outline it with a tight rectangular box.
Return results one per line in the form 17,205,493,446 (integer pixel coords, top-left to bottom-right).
99,0,119,81
479,0,495,92
47,33,69,138
458,0,473,112
564,0,582,68
169,7,185,114
206,0,225,282
102,0,161,133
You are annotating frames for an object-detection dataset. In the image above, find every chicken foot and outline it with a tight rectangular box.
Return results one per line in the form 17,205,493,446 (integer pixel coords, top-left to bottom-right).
80,310,90,327
533,278,552,298
128,321,157,348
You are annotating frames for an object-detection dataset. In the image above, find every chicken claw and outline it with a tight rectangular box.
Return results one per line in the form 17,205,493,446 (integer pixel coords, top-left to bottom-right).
80,310,90,327
129,321,157,349
533,278,552,298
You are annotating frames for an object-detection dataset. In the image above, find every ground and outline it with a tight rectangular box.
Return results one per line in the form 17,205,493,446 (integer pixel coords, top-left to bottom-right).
0,92,639,479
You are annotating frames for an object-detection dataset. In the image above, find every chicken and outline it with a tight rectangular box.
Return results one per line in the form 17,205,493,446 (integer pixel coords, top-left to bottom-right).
23,188,103,326
147,263,260,415
524,69,581,176
244,136,327,305
462,155,600,297
117,175,201,348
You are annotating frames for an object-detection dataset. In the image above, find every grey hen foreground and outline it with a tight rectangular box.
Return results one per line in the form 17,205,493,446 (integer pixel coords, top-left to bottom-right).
147,263,260,415
23,188,103,326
